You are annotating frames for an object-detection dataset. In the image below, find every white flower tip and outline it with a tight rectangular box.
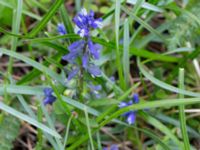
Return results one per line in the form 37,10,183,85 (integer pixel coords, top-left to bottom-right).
74,25,80,34
79,29,85,37
95,21,103,28
81,8,87,16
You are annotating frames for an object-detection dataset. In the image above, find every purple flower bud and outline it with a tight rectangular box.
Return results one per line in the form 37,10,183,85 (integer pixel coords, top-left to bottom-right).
43,88,56,105
89,10,94,17
109,76,115,83
133,93,139,103
127,112,136,125
118,102,128,108
73,8,103,37
57,23,67,35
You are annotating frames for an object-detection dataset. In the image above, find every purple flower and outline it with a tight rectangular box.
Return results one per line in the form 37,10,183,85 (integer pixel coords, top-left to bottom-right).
73,8,103,37
67,68,79,81
88,39,102,59
89,84,102,91
43,88,56,105
119,94,140,124
133,93,139,103
62,40,85,63
62,8,103,82
87,65,101,77
57,23,67,35
88,84,102,98
68,40,85,52
62,50,79,63
109,76,115,83
103,144,119,150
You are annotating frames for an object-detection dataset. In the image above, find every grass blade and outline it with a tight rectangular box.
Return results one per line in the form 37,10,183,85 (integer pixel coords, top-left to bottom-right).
0,102,61,139
84,106,95,150
29,0,64,37
178,68,190,150
131,0,145,15
115,0,125,90
63,115,73,149
41,103,63,149
68,96,200,150
7,0,23,74
126,0,164,12
28,35,179,62
60,4,74,34
140,111,182,148
155,113,200,138
138,57,200,97
121,6,165,42
123,19,130,89
0,0,41,20
1,48,64,85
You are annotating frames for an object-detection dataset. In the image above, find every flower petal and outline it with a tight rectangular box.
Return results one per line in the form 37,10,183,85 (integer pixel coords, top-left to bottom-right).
62,50,80,63
78,28,89,37
43,96,56,105
110,144,119,150
88,65,101,77
57,23,67,35
133,93,139,103
119,102,128,108
68,40,85,52
127,100,133,105
89,10,94,17
127,112,136,124
80,8,87,16
82,53,89,68
43,88,53,96
110,76,115,83
89,84,102,91
73,8,103,37
88,40,101,59
67,68,79,81
103,144,119,150
91,18,103,29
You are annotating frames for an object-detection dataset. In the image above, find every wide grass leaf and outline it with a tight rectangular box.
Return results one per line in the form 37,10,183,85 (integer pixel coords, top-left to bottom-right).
0,112,20,150
0,102,61,139
1,48,64,85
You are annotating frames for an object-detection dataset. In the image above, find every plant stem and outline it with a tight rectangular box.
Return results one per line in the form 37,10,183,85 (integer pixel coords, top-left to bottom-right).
79,65,84,102
78,38,88,102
